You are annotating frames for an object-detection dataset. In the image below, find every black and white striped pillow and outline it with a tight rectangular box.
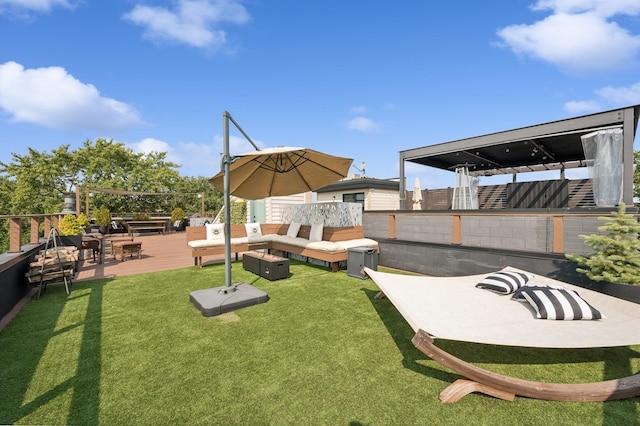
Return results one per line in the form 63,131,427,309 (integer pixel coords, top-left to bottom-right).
515,286,603,320
475,270,533,295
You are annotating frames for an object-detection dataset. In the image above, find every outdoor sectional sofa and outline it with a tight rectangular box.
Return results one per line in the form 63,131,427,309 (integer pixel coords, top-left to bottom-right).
186,222,378,272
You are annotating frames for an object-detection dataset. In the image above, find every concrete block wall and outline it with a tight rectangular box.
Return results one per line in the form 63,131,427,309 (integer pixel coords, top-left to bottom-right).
563,216,603,255
460,216,548,252
395,215,452,244
362,215,389,240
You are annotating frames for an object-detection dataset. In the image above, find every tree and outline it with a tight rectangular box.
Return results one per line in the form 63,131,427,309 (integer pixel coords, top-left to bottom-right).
171,176,224,217
0,175,15,252
566,203,640,285
0,138,226,252
76,138,183,214
0,145,82,214
0,138,189,216
634,150,640,203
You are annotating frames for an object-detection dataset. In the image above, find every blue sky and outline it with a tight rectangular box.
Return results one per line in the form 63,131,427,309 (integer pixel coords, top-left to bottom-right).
1,0,639,191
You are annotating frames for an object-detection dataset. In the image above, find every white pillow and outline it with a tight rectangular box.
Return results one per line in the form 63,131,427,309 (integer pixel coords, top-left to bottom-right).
514,286,603,320
287,222,301,238
475,269,533,295
309,222,324,242
205,223,225,241
244,222,262,241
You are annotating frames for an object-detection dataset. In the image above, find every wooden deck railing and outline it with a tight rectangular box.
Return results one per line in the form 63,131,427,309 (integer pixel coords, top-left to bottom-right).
1,214,66,253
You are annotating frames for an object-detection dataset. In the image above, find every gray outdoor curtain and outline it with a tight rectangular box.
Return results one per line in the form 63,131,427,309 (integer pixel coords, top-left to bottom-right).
580,129,623,207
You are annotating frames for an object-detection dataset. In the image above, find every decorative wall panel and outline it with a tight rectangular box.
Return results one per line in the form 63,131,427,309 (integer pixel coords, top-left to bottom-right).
281,202,362,226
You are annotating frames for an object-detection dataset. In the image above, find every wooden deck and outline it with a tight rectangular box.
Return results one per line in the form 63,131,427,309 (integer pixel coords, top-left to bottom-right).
75,231,225,281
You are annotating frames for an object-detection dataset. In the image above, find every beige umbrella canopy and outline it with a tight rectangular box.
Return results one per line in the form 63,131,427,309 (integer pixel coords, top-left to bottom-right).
210,146,353,199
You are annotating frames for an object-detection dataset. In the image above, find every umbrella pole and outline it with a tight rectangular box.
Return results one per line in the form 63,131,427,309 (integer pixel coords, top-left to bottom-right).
188,111,269,316
222,111,233,289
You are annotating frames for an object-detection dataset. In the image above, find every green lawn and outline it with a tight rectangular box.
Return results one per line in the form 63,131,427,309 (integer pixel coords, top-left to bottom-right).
1,260,638,425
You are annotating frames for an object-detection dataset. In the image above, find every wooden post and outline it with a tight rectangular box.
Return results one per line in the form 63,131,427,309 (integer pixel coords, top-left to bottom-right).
389,214,396,239
44,215,51,238
9,217,21,252
553,215,564,253
30,216,39,244
453,215,461,244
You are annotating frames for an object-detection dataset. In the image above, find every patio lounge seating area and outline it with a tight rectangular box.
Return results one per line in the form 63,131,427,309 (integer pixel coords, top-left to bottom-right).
186,223,379,271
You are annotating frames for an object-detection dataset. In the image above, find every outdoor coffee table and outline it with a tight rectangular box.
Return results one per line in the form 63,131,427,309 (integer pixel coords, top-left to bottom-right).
242,251,289,281
112,241,142,261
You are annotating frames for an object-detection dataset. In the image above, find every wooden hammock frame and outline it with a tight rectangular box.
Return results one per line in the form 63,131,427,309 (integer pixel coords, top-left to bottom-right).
412,329,640,403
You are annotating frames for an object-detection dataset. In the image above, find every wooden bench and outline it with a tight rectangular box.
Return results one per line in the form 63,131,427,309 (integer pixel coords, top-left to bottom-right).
112,241,143,261
186,224,377,272
127,225,165,238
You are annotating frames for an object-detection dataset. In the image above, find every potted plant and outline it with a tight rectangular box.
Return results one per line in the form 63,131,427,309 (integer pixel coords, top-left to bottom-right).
57,214,83,250
76,213,91,233
171,207,186,231
95,205,112,234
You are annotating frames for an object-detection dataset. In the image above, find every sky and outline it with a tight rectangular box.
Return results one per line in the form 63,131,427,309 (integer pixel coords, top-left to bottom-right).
1,0,639,192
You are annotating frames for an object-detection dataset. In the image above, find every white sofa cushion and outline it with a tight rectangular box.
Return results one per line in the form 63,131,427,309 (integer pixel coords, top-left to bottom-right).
305,240,342,251
309,223,324,242
334,238,379,250
287,221,301,238
188,237,249,248
205,223,224,241
245,222,262,241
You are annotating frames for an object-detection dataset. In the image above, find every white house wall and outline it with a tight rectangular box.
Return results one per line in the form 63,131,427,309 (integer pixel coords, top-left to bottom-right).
246,192,313,224
266,193,311,223
369,190,400,210
317,189,399,210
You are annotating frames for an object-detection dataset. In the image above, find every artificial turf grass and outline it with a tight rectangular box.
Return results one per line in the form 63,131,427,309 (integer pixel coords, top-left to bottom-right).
0,260,639,425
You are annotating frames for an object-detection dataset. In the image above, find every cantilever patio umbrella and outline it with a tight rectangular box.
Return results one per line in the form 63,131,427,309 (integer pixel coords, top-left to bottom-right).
190,111,353,317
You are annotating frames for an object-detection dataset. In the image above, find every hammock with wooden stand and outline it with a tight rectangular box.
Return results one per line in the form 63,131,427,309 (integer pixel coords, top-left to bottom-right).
364,266,640,403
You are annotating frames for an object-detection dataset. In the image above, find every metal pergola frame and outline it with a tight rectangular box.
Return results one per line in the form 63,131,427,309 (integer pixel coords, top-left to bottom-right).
398,105,640,209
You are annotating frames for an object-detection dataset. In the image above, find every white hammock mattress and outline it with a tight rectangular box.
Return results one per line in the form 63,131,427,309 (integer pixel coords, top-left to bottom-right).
365,266,640,348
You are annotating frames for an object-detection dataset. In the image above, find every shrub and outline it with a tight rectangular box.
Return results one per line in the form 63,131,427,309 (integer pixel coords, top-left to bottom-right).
566,203,640,285
58,214,83,236
171,207,185,223
76,213,91,229
95,206,112,227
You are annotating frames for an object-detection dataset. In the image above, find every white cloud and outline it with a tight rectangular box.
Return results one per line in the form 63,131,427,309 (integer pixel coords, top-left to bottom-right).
564,81,640,113
497,1,640,71
123,0,250,50
214,134,264,155
130,137,171,156
531,0,640,16
564,99,602,114
349,106,367,114
597,82,640,105
0,0,74,14
128,138,221,177
346,117,380,133
0,61,146,131
176,140,218,176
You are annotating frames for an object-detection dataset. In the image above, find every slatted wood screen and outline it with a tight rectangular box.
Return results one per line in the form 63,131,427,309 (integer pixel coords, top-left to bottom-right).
506,180,569,208
421,179,595,210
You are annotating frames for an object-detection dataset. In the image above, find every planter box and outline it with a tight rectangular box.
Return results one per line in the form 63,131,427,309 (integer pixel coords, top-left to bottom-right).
56,235,82,251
